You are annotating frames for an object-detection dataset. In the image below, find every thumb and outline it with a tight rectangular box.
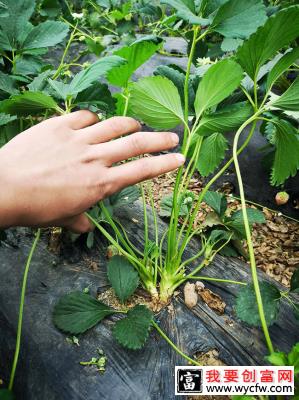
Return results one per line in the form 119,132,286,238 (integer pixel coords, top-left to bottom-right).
60,213,94,234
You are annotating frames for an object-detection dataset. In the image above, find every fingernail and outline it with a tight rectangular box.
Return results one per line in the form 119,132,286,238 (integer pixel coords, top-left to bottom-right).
175,153,185,165
171,133,179,145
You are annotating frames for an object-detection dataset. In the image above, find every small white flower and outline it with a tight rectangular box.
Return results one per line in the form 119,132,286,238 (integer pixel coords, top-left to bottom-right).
72,12,84,19
197,57,212,66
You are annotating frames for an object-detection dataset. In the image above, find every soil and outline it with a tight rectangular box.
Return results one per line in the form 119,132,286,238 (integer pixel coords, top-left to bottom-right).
145,169,299,288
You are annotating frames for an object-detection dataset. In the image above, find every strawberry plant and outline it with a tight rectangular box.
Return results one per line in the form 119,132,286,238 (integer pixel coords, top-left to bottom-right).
52,1,299,379
83,2,299,352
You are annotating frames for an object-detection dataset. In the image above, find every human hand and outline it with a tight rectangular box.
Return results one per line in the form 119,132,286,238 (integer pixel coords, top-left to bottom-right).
0,111,184,232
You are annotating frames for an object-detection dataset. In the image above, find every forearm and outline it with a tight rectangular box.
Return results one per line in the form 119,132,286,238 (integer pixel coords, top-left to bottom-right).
0,162,19,228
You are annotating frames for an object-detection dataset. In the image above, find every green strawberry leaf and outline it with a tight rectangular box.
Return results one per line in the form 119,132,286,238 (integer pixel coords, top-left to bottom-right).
27,70,53,92
266,351,288,366
14,55,45,76
203,0,228,16
211,0,267,39
196,133,228,176
0,1,8,18
289,341,299,361
0,29,12,51
40,0,62,18
154,64,195,109
204,191,227,217
159,193,189,218
107,256,139,303
0,113,17,127
0,389,16,400
85,37,104,57
130,76,184,129
271,77,299,112
75,82,116,115
53,291,116,334
221,37,243,52
291,270,299,293
209,229,232,244
0,71,19,95
109,186,141,209
161,0,210,25
293,303,299,323
0,91,58,116
270,120,299,186
113,305,153,350
0,118,19,147
236,6,299,80
225,208,265,239
1,0,34,20
47,79,71,101
107,36,162,88
288,342,299,372
194,59,243,116
68,56,126,96
0,0,35,51
23,21,69,50
195,102,252,136
236,281,281,326
266,47,299,91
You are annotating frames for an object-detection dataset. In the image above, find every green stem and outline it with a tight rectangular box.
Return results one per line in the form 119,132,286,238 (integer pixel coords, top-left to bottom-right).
141,185,149,265
183,234,233,282
179,246,205,269
188,276,247,286
63,0,73,14
184,259,206,279
177,138,203,246
177,226,203,262
240,86,256,109
52,23,78,80
151,320,201,366
2,53,13,64
253,72,259,111
9,229,41,391
86,213,154,288
232,118,274,354
61,17,94,41
122,87,130,117
148,183,159,286
281,291,297,308
113,220,144,257
177,119,257,261
180,136,203,195
86,213,140,269
167,26,199,265
100,202,137,259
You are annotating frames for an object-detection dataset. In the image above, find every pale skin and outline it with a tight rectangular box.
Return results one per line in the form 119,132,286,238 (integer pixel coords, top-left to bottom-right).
0,110,185,233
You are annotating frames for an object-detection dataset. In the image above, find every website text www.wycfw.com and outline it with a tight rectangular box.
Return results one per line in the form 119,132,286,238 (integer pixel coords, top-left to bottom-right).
175,366,294,396
205,382,293,395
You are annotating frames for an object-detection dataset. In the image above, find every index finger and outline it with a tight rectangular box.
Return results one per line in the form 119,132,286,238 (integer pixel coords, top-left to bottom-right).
82,116,141,144
104,153,185,196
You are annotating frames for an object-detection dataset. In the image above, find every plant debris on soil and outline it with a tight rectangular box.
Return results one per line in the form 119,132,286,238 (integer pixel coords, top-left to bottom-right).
197,287,226,315
97,287,163,312
146,170,299,288
188,349,227,400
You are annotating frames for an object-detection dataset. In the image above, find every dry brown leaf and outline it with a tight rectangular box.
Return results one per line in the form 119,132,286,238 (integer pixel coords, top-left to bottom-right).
198,288,226,314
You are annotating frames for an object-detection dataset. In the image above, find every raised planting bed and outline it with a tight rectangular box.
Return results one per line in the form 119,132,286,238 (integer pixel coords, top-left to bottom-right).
0,203,298,400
